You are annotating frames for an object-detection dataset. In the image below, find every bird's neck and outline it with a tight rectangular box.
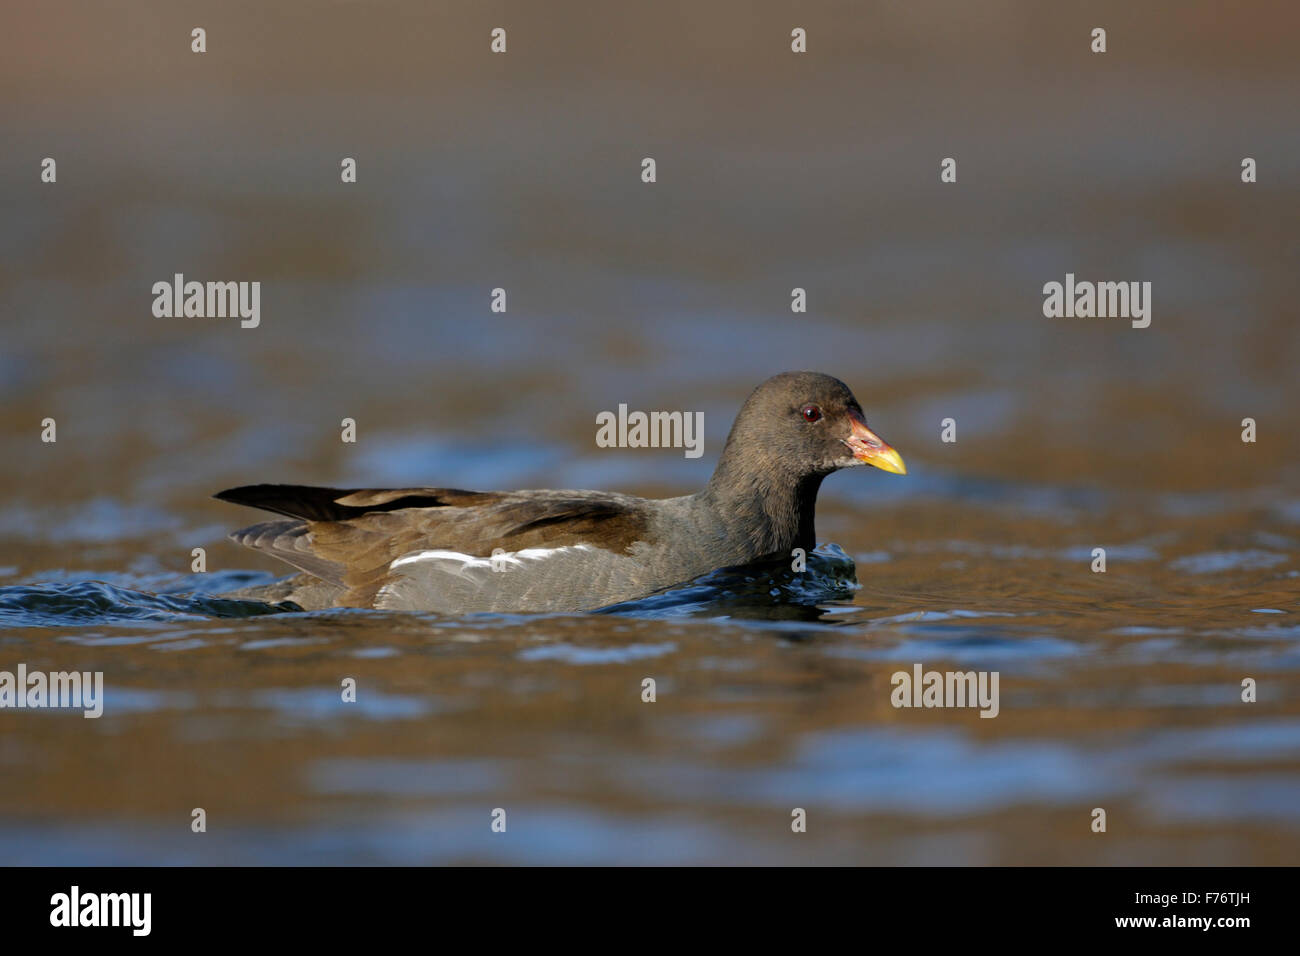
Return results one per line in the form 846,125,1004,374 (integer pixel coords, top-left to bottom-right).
702,465,825,559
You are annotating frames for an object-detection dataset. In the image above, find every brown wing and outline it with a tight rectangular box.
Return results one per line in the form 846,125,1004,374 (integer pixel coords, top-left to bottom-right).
217,484,651,607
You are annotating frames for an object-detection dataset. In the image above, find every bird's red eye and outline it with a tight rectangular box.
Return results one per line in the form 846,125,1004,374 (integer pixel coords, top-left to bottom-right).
801,404,822,423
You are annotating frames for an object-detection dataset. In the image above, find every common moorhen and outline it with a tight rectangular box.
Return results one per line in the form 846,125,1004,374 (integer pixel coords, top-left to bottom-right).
215,371,905,613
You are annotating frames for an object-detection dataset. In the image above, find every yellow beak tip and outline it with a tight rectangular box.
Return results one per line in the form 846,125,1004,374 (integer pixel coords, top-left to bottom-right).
868,450,907,476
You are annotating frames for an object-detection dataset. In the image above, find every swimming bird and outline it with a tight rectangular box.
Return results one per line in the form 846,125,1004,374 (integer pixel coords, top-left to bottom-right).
215,371,905,613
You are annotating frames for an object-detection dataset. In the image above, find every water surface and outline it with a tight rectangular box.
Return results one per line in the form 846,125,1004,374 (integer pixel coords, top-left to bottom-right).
1,1,1298,864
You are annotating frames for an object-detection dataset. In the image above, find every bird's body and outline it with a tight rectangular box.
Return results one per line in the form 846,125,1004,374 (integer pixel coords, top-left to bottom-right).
223,486,754,613
216,372,905,614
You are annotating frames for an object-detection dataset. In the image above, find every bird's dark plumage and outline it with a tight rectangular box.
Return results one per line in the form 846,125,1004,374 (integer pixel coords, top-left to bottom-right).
216,371,905,613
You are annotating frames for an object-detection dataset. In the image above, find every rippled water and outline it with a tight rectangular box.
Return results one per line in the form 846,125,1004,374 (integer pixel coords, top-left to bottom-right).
2,1,1299,864
4,492,1297,864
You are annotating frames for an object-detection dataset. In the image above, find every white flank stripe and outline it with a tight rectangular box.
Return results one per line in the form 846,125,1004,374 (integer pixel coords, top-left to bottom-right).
389,544,593,575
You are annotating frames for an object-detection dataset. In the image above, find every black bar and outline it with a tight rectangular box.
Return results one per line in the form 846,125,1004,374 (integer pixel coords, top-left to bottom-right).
0,866,1283,942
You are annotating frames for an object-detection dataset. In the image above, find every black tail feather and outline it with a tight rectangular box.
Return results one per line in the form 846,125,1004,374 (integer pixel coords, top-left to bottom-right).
214,484,364,522
214,484,459,522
